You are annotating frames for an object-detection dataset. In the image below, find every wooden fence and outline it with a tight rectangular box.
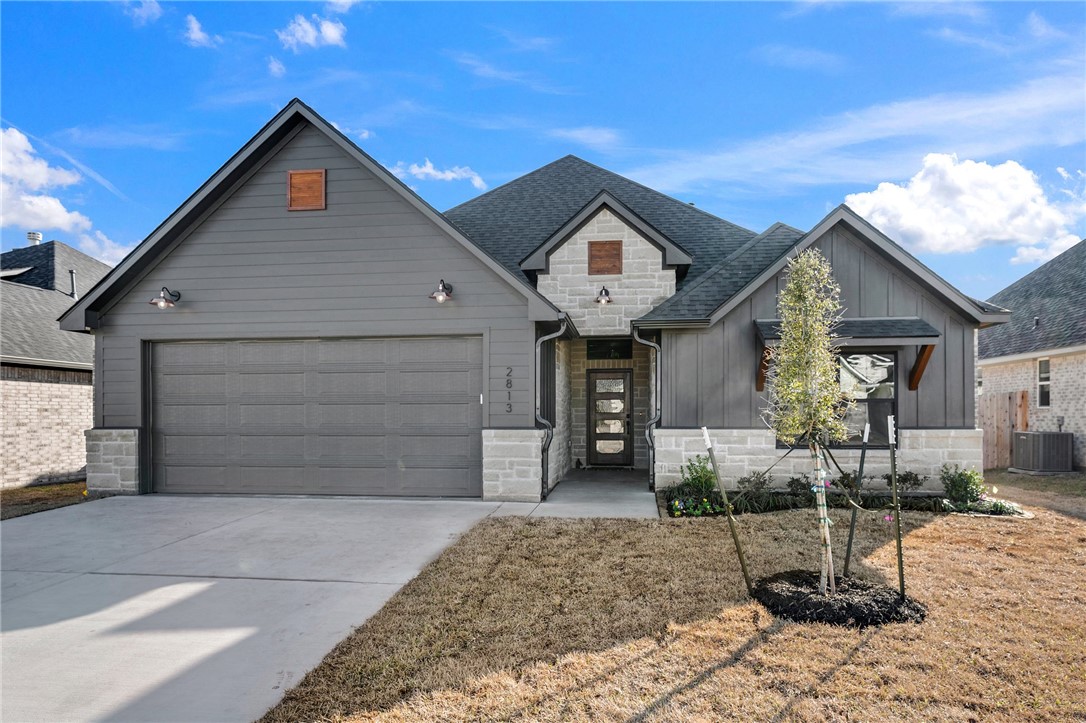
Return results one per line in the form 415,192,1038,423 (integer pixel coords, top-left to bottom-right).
978,390,1029,470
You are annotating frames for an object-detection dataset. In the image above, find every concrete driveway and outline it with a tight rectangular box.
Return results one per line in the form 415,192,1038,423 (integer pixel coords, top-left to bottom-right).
1,495,500,722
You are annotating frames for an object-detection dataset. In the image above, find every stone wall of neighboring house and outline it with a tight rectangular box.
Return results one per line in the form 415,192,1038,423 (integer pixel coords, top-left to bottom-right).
537,208,675,336
569,338,652,469
1,365,93,488
653,428,984,490
980,350,1086,469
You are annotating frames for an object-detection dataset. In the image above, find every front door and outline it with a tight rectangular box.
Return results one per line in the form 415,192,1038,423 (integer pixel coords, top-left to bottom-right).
588,370,634,466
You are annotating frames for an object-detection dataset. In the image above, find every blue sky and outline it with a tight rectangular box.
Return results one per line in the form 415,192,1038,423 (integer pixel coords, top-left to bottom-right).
2,1,1083,299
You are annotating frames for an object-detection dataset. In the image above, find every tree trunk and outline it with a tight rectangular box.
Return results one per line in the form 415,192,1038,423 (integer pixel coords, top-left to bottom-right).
812,443,836,595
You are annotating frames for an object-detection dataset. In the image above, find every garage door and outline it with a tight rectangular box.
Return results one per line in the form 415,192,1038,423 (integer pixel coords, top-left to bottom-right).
151,337,483,496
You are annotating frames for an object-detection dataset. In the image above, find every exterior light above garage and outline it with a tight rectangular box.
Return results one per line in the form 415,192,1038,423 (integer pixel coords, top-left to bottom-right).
429,279,453,303
595,286,612,304
149,287,181,309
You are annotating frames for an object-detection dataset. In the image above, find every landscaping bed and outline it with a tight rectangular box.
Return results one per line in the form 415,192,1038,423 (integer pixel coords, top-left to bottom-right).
262,506,1085,722
0,481,88,520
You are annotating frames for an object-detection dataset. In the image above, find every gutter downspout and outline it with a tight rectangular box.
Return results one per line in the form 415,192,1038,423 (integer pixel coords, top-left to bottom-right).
634,327,661,491
535,319,568,500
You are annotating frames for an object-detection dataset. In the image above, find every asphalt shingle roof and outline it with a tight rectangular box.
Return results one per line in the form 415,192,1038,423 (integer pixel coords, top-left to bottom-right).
637,223,805,322
978,239,1086,359
755,317,942,341
444,155,757,289
1,282,94,366
1,241,110,295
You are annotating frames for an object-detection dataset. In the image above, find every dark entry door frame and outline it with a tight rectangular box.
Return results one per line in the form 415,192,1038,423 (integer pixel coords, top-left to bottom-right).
587,369,634,466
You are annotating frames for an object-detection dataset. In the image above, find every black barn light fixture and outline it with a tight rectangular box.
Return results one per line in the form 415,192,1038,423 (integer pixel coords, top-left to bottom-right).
429,279,453,303
149,287,181,309
595,286,612,304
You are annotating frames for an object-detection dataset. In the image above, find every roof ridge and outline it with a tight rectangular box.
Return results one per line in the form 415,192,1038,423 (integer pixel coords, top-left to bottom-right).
987,238,1086,304
566,154,756,234
444,155,580,214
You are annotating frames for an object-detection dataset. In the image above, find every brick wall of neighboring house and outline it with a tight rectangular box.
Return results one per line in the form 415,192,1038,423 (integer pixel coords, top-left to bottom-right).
980,350,1086,469
1,365,94,488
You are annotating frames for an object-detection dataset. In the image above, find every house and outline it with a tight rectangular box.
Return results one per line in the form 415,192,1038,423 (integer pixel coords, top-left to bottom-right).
59,99,1009,501
1,238,111,488
978,240,1086,470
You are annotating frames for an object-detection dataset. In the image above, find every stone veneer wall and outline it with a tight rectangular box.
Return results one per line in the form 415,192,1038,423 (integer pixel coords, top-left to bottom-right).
85,428,140,494
1,365,93,488
546,339,573,490
653,428,984,490
980,351,1086,468
569,338,651,469
483,428,544,501
536,208,675,336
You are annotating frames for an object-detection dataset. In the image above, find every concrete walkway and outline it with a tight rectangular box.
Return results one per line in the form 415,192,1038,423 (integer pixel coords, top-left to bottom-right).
491,469,660,519
1,495,499,722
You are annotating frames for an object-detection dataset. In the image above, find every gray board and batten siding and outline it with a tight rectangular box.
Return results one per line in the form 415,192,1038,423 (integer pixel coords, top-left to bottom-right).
661,224,977,430
89,122,539,491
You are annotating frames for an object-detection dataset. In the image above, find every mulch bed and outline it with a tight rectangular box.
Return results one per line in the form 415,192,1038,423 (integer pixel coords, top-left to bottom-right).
752,569,927,628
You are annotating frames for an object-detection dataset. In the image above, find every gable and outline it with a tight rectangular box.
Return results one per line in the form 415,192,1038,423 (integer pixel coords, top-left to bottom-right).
60,100,560,332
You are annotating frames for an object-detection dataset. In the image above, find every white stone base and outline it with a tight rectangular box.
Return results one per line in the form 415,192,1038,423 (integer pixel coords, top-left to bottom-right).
85,428,140,494
654,428,984,490
483,428,545,502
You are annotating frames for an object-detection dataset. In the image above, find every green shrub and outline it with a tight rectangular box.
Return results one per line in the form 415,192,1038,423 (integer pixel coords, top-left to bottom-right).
941,464,986,505
835,470,870,493
883,470,927,492
786,474,813,497
680,455,717,496
736,470,772,493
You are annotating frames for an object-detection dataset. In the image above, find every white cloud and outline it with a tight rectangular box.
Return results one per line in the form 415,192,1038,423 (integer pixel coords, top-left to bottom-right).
389,159,487,191
491,27,557,52
325,0,362,13
627,72,1085,193
1,127,90,233
844,153,1083,264
889,2,988,21
449,52,568,94
276,14,347,52
331,121,371,141
267,56,286,78
752,44,844,72
77,230,135,266
125,0,162,26
184,14,222,48
59,124,186,151
1025,11,1066,41
548,126,622,152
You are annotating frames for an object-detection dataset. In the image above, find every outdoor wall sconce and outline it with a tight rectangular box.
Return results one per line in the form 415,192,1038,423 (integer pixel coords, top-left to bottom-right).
429,279,453,303
149,287,181,309
595,286,612,304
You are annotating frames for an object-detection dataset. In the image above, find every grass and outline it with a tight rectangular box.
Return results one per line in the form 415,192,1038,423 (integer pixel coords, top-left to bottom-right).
0,481,87,520
984,469,1086,521
263,505,1086,722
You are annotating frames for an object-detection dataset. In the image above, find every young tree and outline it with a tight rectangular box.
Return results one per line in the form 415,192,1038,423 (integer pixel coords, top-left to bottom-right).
764,249,853,595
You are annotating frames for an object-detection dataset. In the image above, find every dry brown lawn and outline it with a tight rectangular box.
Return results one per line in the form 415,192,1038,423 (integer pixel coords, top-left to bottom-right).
986,469,1086,521
0,481,87,520
264,505,1086,723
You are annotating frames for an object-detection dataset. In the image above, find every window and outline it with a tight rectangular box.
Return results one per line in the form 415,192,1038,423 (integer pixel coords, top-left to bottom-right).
588,240,622,275
586,338,632,360
288,169,326,211
838,352,896,447
1038,358,1051,407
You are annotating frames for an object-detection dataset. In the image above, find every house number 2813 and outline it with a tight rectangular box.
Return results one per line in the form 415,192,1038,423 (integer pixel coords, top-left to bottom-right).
505,367,513,412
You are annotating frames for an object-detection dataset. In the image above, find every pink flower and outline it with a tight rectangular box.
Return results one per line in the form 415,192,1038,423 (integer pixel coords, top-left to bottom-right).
883,514,894,523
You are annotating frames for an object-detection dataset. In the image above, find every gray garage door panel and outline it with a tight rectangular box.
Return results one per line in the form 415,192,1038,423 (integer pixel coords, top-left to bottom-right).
151,337,483,496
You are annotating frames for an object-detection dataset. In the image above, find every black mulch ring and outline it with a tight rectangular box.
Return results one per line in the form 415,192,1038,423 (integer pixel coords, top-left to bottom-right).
752,570,927,628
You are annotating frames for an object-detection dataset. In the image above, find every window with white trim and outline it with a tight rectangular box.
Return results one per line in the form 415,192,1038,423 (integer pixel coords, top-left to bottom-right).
1037,358,1051,407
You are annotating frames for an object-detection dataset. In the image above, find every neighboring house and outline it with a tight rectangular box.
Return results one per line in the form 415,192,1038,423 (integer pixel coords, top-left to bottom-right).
1,239,111,488
59,100,1009,501
978,240,1086,470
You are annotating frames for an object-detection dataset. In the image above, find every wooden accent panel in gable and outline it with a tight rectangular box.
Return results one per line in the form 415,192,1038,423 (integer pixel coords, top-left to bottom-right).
288,169,326,211
588,240,622,275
